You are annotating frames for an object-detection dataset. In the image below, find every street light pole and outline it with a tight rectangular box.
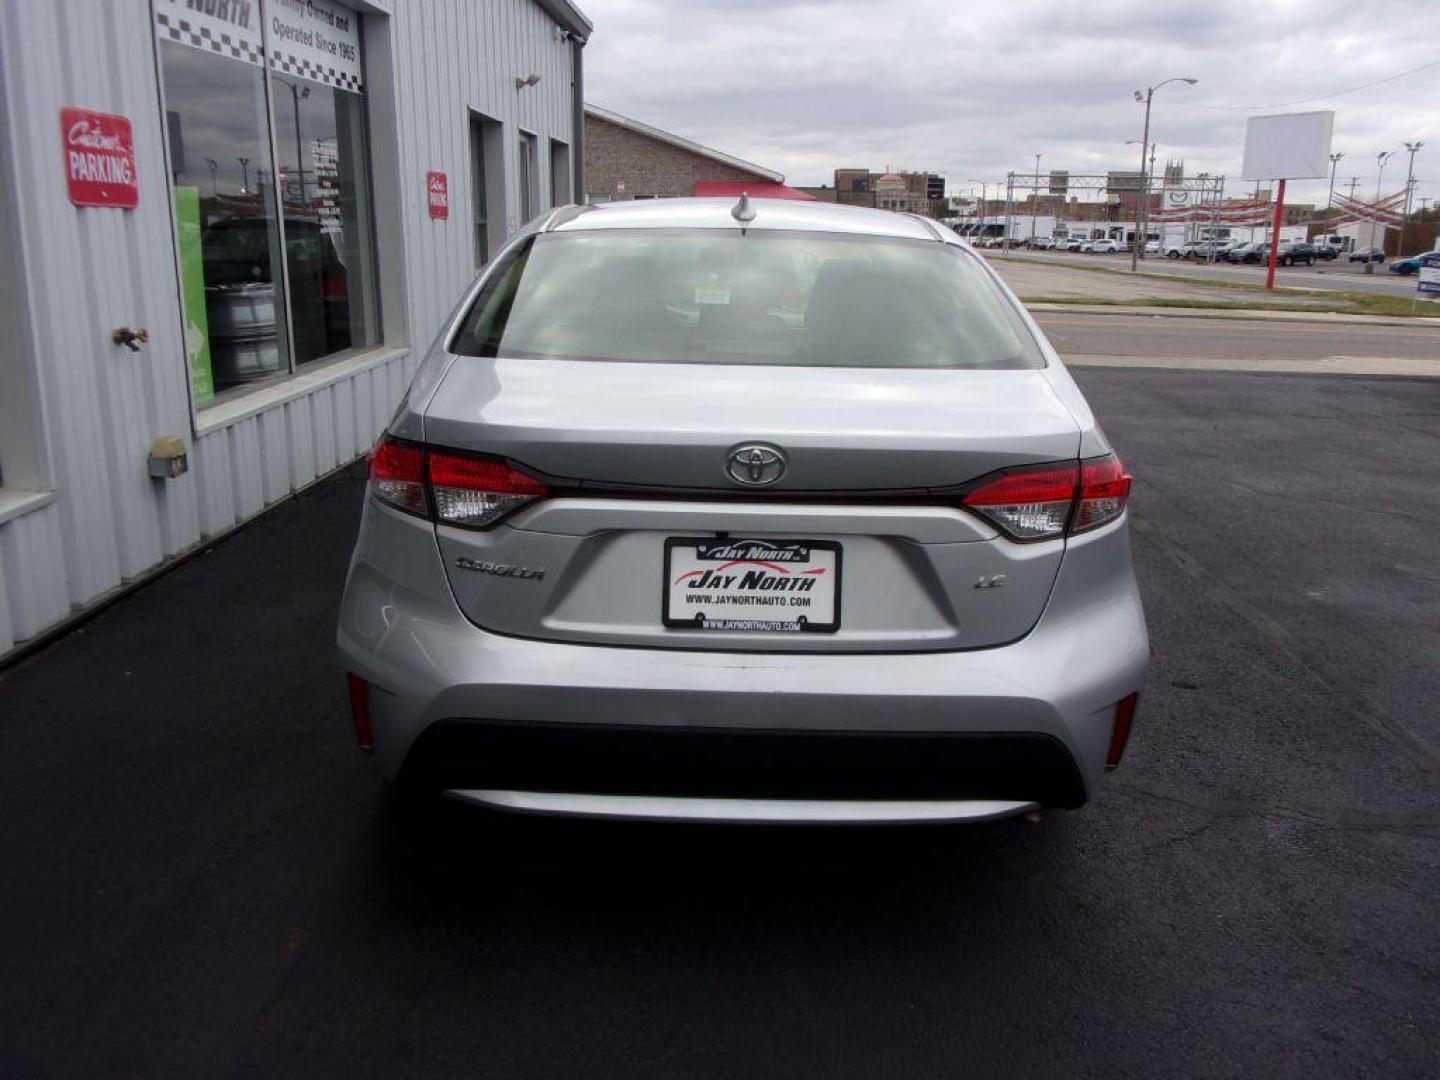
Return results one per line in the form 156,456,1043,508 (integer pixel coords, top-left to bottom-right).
1031,153,1041,243
275,76,311,209
1375,150,1395,250
1402,140,1424,223
1130,76,1197,271
968,179,987,241
1326,151,1343,223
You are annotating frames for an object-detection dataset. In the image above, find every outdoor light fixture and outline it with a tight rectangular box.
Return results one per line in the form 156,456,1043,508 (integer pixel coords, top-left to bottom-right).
515,73,542,89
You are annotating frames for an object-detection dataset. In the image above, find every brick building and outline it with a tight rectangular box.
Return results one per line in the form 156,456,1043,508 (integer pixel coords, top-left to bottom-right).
832,168,938,214
583,104,782,201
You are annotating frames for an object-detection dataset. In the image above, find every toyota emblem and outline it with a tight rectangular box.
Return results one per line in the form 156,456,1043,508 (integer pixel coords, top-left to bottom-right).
726,444,787,486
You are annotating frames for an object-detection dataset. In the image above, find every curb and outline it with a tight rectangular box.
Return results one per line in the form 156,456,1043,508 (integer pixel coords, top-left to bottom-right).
1024,304,1440,329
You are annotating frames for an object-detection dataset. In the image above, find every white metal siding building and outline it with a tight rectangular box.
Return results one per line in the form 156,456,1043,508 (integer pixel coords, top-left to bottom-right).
0,0,591,661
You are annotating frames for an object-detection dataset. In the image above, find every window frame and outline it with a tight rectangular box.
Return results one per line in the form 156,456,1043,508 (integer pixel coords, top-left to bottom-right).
150,0,384,426
517,129,538,224
549,138,571,207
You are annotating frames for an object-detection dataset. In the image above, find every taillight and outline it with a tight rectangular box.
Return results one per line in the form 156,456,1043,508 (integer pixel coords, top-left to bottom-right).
959,454,1131,542
366,434,548,528
1073,455,1133,534
368,435,427,516
961,464,1078,541
428,450,547,528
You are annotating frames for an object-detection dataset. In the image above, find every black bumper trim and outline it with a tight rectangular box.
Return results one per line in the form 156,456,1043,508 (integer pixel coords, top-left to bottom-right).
400,720,1088,809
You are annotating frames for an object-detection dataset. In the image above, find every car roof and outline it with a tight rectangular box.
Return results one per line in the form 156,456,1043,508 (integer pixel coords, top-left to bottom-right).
547,197,943,241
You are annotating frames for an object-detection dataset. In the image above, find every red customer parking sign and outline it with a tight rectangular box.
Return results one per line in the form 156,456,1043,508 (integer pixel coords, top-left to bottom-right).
427,171,449,219
62,107,139,209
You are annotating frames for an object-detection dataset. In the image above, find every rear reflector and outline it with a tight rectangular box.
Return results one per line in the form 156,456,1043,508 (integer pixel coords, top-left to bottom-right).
1106,692,1138,771
365,434,549,529
347,672,374,752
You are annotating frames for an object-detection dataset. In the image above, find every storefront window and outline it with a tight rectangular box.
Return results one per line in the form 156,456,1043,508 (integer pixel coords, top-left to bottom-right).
156,37,291,402
154,0,377,407
270,73,378,365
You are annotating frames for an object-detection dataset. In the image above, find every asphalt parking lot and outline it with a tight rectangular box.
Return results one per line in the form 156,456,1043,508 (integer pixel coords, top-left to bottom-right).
2,368,1438,1078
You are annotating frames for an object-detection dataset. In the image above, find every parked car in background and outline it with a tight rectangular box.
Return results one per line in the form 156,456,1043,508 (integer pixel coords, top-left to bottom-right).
1031,238,1055,250
1185,240,1231,261
1143,240,1160,254
1089,239,1120,254
1061,237,1085,252
1278,242,1318,267
338,197,1148,826
1349,247,1385,264
1226,242,1267,264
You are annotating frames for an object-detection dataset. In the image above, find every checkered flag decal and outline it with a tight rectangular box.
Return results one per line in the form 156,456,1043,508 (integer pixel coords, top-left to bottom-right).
156,12,263,66
269,49,363,93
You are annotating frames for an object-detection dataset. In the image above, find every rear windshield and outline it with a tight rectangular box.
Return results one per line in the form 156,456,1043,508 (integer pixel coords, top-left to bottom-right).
451,229,1044,369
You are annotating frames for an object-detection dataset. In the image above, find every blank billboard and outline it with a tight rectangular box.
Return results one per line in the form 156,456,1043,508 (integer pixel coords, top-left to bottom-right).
1241,111,1334,180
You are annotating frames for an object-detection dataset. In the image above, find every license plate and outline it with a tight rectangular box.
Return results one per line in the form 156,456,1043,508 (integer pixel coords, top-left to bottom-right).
663,538,841,633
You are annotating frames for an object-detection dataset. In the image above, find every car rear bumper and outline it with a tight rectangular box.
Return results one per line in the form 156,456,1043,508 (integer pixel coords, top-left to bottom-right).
337,506,1149,816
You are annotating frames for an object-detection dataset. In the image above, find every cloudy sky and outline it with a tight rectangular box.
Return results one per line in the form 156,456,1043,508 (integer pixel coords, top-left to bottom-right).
581,0,1437,210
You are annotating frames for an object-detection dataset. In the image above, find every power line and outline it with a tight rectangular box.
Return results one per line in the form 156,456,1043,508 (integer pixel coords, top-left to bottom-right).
1178,58,1440,111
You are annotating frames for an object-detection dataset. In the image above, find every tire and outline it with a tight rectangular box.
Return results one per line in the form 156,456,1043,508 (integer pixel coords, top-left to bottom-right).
1307,258,1315,266
1282,256,1292,266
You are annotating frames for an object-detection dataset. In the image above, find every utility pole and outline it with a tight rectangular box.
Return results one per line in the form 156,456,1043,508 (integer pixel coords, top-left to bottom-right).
1347,176,1360,202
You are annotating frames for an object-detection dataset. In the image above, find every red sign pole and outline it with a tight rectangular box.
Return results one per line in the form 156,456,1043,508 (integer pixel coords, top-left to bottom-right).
1264,178,1286,290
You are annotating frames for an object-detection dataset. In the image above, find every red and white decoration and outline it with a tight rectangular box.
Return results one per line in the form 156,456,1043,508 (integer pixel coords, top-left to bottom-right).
1326,190,1407,230
1149,198,1274,227
61,107,139,209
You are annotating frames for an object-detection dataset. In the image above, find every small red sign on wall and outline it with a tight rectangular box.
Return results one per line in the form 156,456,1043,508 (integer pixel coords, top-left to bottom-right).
427,171,449,220
62,107,139,209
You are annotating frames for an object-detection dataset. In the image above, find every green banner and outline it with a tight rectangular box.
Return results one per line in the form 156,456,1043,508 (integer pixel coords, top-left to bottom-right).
173,186,213,404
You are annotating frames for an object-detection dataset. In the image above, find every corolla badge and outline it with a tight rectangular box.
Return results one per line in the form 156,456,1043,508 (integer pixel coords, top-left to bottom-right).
726,444,787,486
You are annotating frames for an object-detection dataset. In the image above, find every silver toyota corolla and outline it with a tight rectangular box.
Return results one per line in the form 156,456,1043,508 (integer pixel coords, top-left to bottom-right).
337,197,1148,824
